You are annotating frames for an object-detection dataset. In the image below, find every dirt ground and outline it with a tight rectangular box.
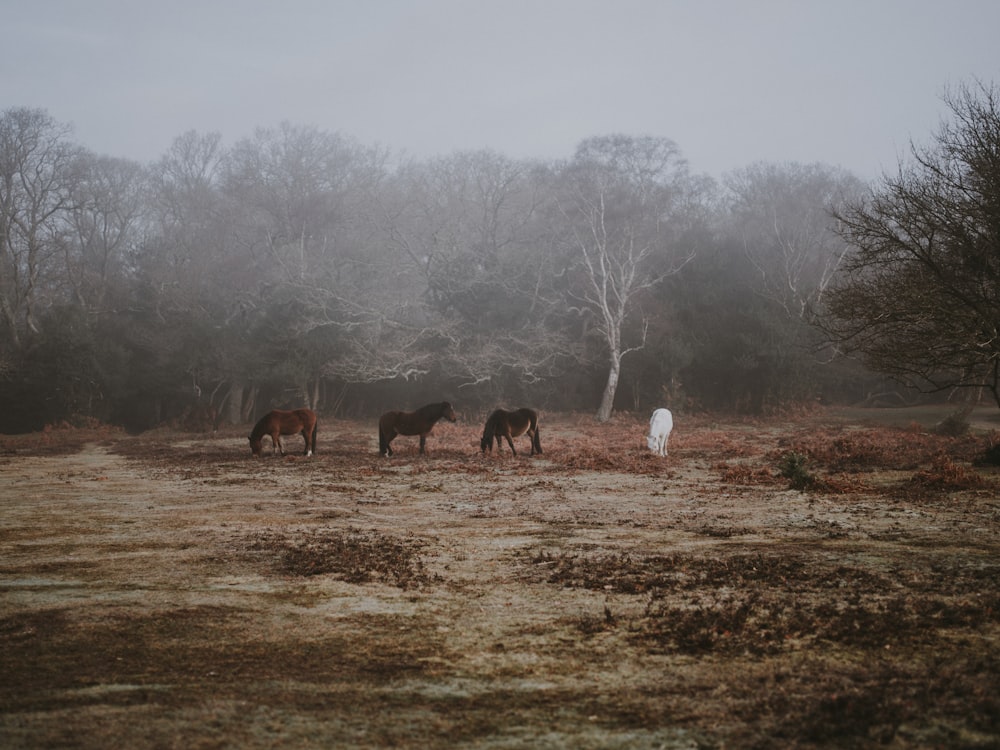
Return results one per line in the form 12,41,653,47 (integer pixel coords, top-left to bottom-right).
2,407,999,749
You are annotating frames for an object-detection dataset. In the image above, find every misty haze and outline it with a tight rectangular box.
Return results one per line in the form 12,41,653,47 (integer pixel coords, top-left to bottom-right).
2,3,999,747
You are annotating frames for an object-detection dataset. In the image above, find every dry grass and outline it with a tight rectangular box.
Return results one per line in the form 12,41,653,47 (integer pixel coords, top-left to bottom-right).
2,407,999,748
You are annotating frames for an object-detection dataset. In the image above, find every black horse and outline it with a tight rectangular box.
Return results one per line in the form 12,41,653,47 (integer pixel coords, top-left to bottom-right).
480,408,542,456
378,401,457,456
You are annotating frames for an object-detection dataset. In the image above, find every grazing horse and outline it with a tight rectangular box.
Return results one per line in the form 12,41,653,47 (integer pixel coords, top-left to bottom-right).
248,408,318,458
646,407,673,457
378,401,457,457
480,408,542,456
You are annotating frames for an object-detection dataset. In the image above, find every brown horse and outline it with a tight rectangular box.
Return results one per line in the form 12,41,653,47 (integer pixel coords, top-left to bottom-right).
378,401,457,457
248,408,318,458
480,407,542,456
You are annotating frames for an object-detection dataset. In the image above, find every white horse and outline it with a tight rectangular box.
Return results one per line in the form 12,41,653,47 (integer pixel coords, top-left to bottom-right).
646,408,673,456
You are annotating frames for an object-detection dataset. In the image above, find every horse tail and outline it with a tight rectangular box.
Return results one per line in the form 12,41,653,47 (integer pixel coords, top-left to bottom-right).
531,413,542,454
378,420,388,456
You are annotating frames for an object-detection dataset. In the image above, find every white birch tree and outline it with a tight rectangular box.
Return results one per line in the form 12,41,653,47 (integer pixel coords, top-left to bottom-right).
559,135,696,421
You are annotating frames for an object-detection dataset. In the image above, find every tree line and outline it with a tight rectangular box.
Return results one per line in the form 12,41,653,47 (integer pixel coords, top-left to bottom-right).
4,83,995,433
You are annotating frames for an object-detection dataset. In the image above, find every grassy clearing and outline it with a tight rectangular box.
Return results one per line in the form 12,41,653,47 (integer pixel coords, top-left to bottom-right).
2,407,999,748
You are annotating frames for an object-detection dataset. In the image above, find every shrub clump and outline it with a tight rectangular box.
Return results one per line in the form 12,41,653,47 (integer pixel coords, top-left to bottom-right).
720,463,776,485
242,528,438,589
908,455,987,493
777,451,817,490
931,406,972,437
976,436,1000,467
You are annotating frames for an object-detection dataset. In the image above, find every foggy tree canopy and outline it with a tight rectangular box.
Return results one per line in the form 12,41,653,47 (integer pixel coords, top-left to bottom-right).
7,89,987,433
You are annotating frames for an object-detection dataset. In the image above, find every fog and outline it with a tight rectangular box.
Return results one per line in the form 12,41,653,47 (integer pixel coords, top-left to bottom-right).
1,2,997,432
0,116,876,433
5,0,999,178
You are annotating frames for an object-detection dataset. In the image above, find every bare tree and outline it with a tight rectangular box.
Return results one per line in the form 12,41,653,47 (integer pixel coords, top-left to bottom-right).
558,135,696,421
0,108,83,347
63,154,148,314
724,162,866,320
143,130,231,391
146,130,228,311
373,151,571,394
824,81,1000,407
222,123,392,406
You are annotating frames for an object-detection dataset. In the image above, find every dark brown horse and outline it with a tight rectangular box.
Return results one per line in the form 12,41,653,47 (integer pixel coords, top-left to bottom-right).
378,401,457,457
480,407,542,456
248,408,318,458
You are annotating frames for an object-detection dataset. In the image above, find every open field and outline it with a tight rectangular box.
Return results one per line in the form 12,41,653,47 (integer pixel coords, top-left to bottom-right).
2,408,999,749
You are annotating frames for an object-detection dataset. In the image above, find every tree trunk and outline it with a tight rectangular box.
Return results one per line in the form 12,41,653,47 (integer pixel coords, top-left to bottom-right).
303,379,319,411
223,383,244,426
596,352,621,422
240,384,257,423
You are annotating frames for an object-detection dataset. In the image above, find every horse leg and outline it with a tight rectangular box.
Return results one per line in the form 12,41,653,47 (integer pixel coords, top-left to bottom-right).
301,428,312,457
505,434,517,456
531,426,542,455
380,427,395,457
419,433,427,454
274,432,285,455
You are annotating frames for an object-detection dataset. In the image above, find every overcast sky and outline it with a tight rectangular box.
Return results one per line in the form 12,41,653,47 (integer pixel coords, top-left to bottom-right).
4,0,998,179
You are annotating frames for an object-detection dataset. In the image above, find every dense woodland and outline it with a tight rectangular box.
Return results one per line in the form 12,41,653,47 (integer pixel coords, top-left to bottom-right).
0,109,890,432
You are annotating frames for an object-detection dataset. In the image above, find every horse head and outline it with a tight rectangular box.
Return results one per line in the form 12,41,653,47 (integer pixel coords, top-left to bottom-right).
480,410,499,452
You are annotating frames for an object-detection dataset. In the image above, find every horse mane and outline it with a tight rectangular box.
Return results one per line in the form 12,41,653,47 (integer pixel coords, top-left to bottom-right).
419,401,450,418
248,414,269,441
